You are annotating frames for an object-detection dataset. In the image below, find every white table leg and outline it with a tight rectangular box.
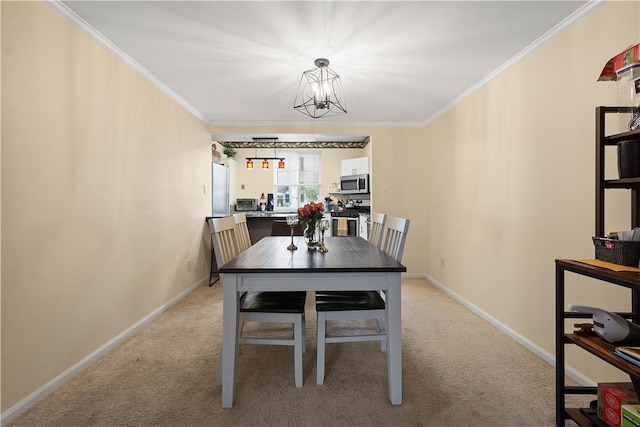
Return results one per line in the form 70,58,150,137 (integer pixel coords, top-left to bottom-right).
221,273,239,408
386,273,402,405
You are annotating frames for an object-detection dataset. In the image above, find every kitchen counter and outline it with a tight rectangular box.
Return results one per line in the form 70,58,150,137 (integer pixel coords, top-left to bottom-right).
239,211,334,242
238,211,298,243
241,211,297,218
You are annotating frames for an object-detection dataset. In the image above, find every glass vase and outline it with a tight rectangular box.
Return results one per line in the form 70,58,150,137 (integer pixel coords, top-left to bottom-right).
304,221,318,249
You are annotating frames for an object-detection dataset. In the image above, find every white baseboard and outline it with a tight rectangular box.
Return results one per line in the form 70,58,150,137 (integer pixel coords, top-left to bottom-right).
2,273,595,424
1,276,207,425
423,274,596,387
401,273,425,280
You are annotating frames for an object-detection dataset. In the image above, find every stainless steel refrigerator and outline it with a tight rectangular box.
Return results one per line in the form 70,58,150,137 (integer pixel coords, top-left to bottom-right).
212,162,229,217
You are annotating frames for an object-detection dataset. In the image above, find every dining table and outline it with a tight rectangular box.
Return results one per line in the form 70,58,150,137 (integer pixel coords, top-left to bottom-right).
217,235,406,408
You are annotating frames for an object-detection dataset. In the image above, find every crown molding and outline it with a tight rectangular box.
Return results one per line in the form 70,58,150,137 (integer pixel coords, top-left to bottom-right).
42,0,207,123
422,0,608,127
42,0,606,130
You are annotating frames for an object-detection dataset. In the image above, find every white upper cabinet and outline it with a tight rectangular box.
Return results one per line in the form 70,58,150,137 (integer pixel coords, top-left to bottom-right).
341,156,370,176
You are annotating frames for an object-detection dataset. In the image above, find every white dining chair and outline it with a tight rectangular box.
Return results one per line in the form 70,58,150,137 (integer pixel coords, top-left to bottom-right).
380,216,410,263
315,215,410,385
206,217,220,286
233,212,252,252
210,216,307,388
368,212,386,249
316,212,387,333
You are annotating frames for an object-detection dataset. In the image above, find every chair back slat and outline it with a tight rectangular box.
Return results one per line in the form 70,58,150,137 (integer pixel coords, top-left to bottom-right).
381,216,410,262
209,216,240,266
233,212,252,252
368,212,387,249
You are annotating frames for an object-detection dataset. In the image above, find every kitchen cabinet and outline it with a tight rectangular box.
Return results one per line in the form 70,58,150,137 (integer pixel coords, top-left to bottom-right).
556,107,640,426
244,213,297,243
341,156,369,176
245,216,272,243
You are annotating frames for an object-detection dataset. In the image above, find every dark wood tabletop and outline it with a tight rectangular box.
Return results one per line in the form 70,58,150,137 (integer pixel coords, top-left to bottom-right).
219,236,406,273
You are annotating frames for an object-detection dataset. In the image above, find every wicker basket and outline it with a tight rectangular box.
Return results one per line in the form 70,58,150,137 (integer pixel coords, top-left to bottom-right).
592,237,640,266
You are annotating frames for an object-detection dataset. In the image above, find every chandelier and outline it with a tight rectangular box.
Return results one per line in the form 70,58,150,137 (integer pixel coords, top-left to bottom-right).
293,58,347,119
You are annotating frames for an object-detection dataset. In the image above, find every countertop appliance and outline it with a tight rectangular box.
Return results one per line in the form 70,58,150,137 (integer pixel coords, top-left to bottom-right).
340,174,369,194
212,162,229,217
236,198,257,211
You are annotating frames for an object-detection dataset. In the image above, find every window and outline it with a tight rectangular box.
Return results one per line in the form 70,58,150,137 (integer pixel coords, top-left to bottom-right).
274,151,321,211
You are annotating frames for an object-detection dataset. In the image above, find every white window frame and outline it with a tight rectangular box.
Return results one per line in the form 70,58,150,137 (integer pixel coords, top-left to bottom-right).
273,151,321,211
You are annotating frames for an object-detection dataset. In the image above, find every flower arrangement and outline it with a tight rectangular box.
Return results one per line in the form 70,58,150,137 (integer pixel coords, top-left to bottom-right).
297,201,324,225
298,202,324,248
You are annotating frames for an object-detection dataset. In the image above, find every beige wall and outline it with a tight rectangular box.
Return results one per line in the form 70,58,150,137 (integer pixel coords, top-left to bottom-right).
1,2,211,411
422,1,639,381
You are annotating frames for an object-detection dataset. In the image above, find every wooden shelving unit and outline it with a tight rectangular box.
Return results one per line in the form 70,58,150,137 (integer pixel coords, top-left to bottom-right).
595,106,640,237
556,259,640,426
557,106,640,426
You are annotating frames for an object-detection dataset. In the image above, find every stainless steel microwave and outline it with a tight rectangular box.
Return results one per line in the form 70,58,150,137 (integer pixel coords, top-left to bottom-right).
340,174,369,194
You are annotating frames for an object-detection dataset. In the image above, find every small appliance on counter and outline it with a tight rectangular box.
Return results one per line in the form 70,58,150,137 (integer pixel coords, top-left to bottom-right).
267,193,274,211
259,193,267,211
236,198,257,211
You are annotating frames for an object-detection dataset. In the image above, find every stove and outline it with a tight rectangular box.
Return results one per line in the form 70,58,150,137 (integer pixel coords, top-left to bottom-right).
330,211,359,237
330,211,360,218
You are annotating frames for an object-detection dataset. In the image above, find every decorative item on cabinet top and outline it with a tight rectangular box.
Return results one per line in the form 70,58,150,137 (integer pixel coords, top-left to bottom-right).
212,143,223,164
223,147,236,158
597,44,640,131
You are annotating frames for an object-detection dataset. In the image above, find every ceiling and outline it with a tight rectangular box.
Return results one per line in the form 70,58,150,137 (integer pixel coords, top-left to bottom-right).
56,1,595,128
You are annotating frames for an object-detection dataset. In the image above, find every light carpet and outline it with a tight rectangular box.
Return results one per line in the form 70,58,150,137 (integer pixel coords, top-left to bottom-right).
7,278,583,426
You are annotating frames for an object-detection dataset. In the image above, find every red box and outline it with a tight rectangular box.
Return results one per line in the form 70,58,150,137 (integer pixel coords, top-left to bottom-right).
598,383,639,427
598,43,640,81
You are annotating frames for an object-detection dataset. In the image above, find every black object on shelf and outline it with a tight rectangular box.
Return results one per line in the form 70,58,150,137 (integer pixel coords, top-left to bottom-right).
618,139,640,178
579,404,607,427
593,237,640,266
